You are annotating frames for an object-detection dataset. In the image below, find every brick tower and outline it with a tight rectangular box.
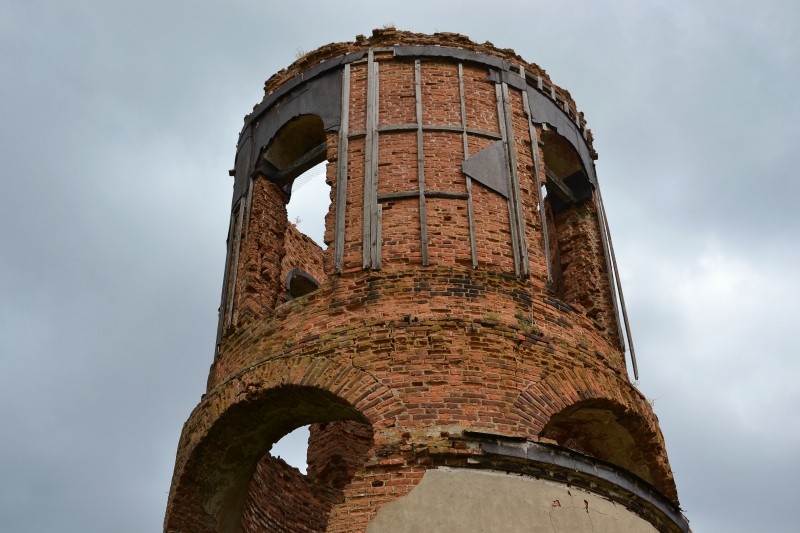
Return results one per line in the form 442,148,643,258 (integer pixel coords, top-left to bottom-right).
165,29,688,532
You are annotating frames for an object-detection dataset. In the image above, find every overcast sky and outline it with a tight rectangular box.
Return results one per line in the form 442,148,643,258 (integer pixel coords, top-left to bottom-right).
1,1,798,531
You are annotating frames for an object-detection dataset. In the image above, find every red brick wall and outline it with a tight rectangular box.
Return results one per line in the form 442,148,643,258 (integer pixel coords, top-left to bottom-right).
282,223,326,295
234,178,288,325
555,199,619,340
307,420,373,489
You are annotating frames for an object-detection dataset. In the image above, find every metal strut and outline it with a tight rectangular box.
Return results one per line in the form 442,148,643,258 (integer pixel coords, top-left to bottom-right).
334,63,351,273
596,188,639,380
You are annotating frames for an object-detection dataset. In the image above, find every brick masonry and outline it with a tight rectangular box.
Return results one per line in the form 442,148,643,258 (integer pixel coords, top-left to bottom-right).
165,29,681,533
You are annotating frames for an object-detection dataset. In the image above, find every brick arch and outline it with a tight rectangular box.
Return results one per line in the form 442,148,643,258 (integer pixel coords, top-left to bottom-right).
232,112,332,325
257,113,328,194
164,356,404,533
511,367,677,502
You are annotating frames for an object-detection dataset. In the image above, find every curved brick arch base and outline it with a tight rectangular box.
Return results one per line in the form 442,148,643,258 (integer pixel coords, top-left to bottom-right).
165,356,405,533
511,366,677,501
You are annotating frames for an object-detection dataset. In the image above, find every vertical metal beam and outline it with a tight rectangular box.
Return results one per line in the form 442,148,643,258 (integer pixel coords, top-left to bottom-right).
363,50,379,269
459,63,478,269
217,131,255,354
334,63,351,273
522,88,552,282
215,208,237,355
495,82,520,276
502,82,530,277
243,177,254,239
593,191,624,351
596,188,638,380
225,200,245,329
362,51,373,268
496,81,531,277
415,59,430,265
243,125,256,237
371,61,381,269
376,203,383,270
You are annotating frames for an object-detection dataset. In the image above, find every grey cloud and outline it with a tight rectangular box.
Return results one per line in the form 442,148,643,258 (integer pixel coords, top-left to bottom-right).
1,1,797,531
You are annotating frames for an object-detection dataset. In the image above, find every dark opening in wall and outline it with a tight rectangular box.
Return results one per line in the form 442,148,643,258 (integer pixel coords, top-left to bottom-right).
540,183,563,294
540,399,656,488
260,114,331,248
285,268,321,299
540,130,594,300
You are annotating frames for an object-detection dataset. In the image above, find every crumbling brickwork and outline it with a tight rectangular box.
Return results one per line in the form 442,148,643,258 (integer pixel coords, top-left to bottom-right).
240,456,335,533
307,421,374,489
166,29,685,533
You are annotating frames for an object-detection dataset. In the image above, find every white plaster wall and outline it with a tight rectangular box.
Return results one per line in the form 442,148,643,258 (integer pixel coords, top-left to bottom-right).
367,468,659,533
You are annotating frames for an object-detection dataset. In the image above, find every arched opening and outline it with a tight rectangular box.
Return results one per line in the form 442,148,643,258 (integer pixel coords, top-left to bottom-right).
166,353,409,533
179,385,373,533
261,114,327,188
539,129,621,340
539,399,656,487
540,129,595,300
285,268,320,300
256,114,331,301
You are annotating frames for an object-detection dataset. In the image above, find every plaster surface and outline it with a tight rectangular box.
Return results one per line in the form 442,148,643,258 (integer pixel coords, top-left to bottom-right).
367,468,659,533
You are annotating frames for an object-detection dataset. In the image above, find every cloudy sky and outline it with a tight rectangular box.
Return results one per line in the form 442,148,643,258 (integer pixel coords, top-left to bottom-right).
1,1,798,531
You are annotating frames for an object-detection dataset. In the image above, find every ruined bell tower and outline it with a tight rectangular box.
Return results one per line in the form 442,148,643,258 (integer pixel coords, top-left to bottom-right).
165,29,688,532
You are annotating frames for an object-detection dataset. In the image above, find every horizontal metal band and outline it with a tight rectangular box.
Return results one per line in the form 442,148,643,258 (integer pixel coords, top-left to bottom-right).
347,124,501,140
378,190,469,202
